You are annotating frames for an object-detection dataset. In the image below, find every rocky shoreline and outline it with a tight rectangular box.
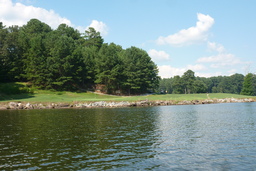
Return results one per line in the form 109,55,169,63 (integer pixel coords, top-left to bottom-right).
0,98,255,110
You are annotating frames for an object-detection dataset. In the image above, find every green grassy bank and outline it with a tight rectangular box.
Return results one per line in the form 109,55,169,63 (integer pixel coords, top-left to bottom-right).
0,83,255,104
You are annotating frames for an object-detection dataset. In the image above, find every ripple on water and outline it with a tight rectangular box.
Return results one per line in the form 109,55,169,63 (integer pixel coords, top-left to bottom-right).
0,103,256,170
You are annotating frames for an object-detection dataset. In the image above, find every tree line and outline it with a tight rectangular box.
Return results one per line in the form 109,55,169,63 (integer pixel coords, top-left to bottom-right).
159,70,256,96
0,19,159,95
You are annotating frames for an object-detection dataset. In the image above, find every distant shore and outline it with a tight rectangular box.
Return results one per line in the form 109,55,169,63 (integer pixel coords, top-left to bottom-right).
0,98,255,110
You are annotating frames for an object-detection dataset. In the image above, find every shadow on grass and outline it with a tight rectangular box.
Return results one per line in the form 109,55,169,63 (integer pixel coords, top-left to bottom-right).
0,82,35,101
0,93,35,101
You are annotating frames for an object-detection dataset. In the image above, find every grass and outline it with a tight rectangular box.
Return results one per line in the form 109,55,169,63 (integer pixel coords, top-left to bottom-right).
118,93,256,101
0,82,255,103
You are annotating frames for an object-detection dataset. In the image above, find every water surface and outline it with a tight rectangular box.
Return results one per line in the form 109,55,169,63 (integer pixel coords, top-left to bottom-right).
0,103,256,170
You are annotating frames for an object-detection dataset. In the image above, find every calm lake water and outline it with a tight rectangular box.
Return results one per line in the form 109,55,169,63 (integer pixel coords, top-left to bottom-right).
1,102,256,170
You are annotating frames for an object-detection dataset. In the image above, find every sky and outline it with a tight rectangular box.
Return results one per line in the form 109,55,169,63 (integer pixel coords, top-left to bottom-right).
1,0,256,78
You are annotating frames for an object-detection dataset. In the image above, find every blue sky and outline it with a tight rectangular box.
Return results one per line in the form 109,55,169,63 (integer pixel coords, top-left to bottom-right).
1,0,256,78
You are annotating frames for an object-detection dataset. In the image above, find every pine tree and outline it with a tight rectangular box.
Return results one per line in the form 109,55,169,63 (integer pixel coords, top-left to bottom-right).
241,73,255,96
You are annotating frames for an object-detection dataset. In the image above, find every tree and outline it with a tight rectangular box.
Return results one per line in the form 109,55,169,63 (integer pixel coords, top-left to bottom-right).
121,47,159,94
83,27,103,50
21,19,52,34
172,76,184,94
241,73,255,96
71,46,96,89
192,80,207,93
217,76,232,93
210,76,223,93
229,73,244,94
0,20,161,93
47,35,76,90
19,19,52,84
182,70,195,94
94,43,123,93
0,22,8,82
158,78,173,94
197,76,213,93
56,24,80,41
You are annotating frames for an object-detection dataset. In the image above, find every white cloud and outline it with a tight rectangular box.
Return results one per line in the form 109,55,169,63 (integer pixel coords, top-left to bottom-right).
197,53,233,63
195,72,223,78
87,20,108,36
148,49,170,62
158,64,206,78
187,64,207,71
0,0,109,36
197,52,247,69
197,40,250,70
228,69,237,75
207,41,225,53
0,0,71,28
15,0,34,4
157,13,214,46
158,65,186,78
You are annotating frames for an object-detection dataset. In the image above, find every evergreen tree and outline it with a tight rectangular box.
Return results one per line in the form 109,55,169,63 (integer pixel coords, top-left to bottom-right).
83,27,103,50
19,19,52,85
241,73,255,96
94,43,123,93
47,35,76,90
121,47,159,94
0,20,160,93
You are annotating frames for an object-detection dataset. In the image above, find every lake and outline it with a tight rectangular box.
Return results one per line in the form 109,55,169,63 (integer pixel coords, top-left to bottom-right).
0,102,256,170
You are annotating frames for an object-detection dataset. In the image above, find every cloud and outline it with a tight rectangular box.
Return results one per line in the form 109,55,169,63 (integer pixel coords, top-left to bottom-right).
198,41,249,69
228,69,237,75
0,0,71,28
148,49,170,62
87,20,108,36
158,65,186,78
158,64,206,78
197,41,251,71
187,64,207,71
207,41,225,53
0,0,109,36
198,53,245,68
157,13,214,46
195,72,223,78
15,0,34,4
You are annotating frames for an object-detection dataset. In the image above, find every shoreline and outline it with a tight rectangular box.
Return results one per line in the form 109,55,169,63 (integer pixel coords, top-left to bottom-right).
0,98,255,110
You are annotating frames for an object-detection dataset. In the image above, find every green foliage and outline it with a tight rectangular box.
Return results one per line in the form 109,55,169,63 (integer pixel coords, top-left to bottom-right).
182,70,195,94
94,43,123,93
159,71,248,95
83,27,104,50
121,47,159,94
4,19,250,96
192,80,207,93
241,73,256,96
158,78,173,94
0,19,159,95
172,76,184,94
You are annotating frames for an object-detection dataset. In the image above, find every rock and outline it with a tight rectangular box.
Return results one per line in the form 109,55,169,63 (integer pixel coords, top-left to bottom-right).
18,103,24,109
136,101,149,106
25,103,34,109
129,102,137,107
8,102,18,109
0,106,8,110
58,103,70,108
37,103,46,109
